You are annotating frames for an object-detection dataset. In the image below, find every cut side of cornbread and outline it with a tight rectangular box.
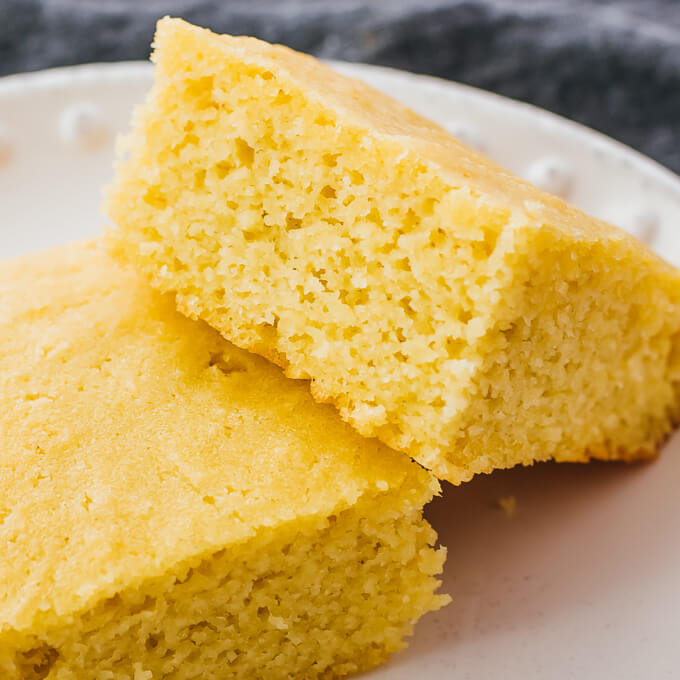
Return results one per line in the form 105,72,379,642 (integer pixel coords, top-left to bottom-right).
0,241,447,680
106,18,680,484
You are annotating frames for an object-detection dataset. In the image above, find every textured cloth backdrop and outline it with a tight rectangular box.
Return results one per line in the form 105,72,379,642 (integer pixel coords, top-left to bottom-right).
1,0,679,173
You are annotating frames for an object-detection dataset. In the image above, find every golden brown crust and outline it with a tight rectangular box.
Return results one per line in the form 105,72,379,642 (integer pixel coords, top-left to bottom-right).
157,18,676,272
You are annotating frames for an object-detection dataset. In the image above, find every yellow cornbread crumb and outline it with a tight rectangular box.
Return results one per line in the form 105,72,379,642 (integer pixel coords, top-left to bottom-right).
107,18,680,484
0,241,447,680
496,496,517,519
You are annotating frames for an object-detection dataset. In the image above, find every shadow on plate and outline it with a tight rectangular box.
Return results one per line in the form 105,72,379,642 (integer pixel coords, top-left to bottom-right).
367,430,680,676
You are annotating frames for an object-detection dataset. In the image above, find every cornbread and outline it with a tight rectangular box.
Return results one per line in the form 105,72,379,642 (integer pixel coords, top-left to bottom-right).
0,241,447,680
107,17,680,484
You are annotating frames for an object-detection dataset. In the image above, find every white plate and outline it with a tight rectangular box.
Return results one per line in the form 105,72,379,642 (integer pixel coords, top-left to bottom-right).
2,61,680,679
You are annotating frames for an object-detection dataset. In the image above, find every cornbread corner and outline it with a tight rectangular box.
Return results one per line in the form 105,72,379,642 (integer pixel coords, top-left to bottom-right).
106,17,680,485
0,241,447,680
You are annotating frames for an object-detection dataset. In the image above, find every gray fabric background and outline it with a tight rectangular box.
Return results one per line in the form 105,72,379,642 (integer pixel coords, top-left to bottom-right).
1,0,679,173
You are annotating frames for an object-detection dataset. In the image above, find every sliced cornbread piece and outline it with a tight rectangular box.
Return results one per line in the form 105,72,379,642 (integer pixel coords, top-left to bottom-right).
0,241,447,680
106,18,680,485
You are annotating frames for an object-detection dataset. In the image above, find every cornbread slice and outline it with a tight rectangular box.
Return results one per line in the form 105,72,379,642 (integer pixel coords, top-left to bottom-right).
0,241,447,680
106,18,680,485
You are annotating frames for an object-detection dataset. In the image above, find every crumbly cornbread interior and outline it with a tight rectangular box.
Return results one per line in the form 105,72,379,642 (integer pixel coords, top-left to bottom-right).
0,241,446,680
107,18,680,484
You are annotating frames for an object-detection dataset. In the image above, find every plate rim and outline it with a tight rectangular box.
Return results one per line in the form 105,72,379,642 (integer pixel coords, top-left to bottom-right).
1,59,679,202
